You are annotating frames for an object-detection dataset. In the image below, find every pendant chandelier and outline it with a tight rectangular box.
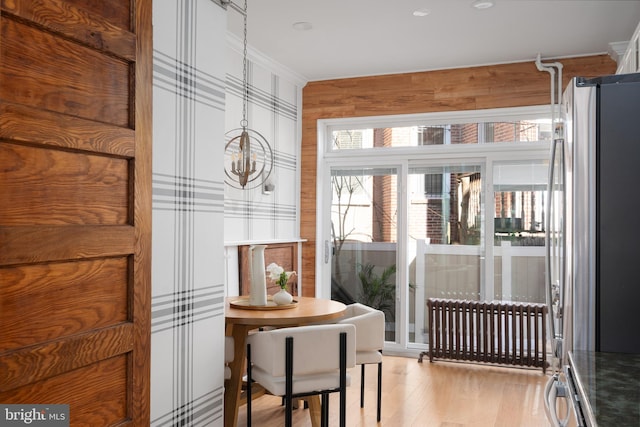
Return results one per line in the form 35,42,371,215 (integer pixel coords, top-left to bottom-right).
223,0,273,190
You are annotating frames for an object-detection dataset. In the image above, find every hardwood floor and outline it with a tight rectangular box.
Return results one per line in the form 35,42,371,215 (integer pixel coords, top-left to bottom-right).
236,355,551,426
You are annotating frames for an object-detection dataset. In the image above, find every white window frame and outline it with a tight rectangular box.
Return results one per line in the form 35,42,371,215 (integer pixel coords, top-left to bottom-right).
316,105,552,356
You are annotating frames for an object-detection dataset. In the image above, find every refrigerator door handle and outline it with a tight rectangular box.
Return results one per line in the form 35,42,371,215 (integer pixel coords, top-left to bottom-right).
545,137,559,343
544,376,561,427
545,138,556,290
544,375,571,427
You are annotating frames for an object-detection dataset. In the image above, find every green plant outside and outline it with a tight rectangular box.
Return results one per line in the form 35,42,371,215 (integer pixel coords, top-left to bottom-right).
357,263,397,321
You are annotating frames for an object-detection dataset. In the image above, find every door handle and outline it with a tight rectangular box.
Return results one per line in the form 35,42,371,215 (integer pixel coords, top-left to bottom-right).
324,240,330,264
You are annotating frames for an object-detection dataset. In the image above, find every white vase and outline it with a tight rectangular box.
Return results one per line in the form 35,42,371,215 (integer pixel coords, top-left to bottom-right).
273,288,293,305
248,245,267,306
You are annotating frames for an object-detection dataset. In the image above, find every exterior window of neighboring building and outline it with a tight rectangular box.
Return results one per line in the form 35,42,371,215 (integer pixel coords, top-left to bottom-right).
424,174,443,197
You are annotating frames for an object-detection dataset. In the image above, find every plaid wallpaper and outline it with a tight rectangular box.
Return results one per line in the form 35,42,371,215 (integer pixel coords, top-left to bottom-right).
223,38,302,243
152,1,227,426
151,1,304,425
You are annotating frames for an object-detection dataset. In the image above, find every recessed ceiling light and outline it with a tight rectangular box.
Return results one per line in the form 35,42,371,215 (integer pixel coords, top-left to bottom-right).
292,21,313,31
412,8,431,17
472,0,495,9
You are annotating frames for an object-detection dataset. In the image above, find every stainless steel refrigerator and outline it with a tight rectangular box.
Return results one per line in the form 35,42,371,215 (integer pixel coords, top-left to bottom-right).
544,72,640,426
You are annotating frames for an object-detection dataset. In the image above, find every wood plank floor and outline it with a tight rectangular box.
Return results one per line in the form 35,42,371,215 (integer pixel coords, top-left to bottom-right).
236,355,551,426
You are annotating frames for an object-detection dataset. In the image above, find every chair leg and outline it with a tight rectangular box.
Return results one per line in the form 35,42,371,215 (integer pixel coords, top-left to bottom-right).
360,364,365,408
377,361,382,422
284,395,293,427
246,344,252,427
285,337,294,427
339,332,347,427
321,393,329,427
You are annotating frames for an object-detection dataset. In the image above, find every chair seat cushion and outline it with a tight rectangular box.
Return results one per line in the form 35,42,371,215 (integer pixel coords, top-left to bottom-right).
356,350,382,365
251,367,351,397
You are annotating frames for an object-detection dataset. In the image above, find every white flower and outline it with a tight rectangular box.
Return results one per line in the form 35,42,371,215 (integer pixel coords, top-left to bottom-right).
266,262,284,281
266,262,296,289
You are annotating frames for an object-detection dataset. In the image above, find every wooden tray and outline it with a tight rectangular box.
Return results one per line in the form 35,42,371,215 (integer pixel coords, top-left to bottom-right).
229,296,298,310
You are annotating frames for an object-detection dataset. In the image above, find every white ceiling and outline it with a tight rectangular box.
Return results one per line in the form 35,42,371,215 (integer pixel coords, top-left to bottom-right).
226,0,640,82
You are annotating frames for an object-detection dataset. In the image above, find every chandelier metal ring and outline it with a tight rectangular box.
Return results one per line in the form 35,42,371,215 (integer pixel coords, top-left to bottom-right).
224,127,273,190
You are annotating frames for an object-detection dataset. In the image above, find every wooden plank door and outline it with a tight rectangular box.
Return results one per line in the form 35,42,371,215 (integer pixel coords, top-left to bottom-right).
0,0,152,425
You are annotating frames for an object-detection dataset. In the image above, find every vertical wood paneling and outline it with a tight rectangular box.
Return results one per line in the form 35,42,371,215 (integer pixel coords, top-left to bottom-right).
300,55,616,296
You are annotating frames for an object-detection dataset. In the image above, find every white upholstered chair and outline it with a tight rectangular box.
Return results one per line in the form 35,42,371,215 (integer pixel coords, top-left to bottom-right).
224,336,234,380
246,323,356,427
336,303,385,422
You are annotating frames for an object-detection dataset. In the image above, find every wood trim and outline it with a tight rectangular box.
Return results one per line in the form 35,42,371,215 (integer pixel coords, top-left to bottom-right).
0,323,134,392
0,225,135,265
0,102,135,157
131,0,153,424
300,55,617,297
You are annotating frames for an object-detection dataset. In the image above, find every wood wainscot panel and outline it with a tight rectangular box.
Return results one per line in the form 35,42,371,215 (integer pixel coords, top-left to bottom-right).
0,354,129,426
0,143,129,225
3,0,135,60
52,0,131,30
0,257,129,352
239,243,299,297
0,18,130,127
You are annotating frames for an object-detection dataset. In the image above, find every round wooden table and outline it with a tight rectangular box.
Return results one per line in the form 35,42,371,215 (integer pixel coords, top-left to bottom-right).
224,296,346,427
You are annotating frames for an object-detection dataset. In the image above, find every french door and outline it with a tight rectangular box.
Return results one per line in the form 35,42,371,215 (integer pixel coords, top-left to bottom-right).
328,166,401,342
322,158,548,353
317,107,551,354
407,163,485,345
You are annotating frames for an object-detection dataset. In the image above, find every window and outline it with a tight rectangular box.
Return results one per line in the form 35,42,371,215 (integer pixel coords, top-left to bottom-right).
423,173,443,197
318,105,551,354
327,108,553,151
417,125,448,145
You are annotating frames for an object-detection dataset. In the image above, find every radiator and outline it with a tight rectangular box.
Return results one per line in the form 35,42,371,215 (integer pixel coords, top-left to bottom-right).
418,298,548,373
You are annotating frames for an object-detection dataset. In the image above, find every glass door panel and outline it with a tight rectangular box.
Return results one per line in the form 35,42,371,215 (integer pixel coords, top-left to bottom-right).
407,164,484,345
330,167,399,342
492,160,548,303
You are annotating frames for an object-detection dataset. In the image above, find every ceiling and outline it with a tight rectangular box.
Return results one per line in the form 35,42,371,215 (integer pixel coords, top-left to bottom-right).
226,0,640,82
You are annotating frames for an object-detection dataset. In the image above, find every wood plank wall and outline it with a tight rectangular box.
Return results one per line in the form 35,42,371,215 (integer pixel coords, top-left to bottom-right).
300,55,616,297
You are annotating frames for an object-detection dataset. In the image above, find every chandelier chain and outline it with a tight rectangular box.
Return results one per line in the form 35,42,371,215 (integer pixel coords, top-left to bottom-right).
224,0,273,190
241,0,248,128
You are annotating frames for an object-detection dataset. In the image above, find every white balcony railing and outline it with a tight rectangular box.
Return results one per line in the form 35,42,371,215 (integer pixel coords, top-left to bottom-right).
413,240,545,344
